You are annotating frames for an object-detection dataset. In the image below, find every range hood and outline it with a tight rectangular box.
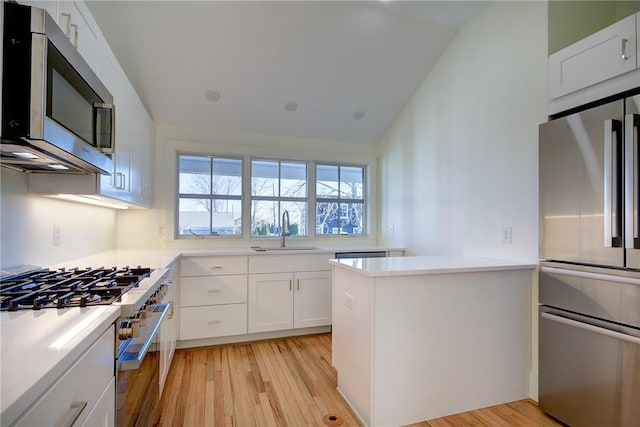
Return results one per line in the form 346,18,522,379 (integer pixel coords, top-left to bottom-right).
0,119,113,174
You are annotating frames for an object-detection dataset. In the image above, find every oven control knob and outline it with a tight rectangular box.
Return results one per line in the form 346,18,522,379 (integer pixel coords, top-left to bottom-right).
135,310,147,327
119,320,133,340
129,318,141,337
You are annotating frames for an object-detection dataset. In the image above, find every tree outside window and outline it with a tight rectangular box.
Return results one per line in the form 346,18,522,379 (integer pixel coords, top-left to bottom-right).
316,164,365,235
177,155,242,236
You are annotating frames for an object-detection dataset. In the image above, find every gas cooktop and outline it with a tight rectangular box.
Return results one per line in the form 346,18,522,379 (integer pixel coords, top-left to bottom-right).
0,266,153,311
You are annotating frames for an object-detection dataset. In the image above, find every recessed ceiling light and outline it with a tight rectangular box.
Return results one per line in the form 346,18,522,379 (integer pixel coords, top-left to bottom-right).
205,90,221,102
284,101,298,112
352,110,366,120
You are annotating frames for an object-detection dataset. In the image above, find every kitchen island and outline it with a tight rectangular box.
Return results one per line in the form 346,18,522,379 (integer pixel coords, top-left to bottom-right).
330,255,536,426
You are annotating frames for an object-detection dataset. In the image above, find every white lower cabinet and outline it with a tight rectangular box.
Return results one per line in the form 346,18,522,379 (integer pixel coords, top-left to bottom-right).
179,256,248,341
15,326,115,426
81,377,115,427
248,270,332,333
180,304,248,340
159,267,178,396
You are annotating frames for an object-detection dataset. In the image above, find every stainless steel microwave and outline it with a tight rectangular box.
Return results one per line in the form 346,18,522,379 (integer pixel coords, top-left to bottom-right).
1,1,114,174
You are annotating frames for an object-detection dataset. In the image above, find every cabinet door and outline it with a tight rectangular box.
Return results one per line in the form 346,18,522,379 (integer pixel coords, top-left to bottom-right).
113,72,133,197
294,271,332,328
549,13,637,99
58,2,98,71
81,376,115,427
16,327,114,426
248,273,294,333
18,0,57,21
131,98,154,207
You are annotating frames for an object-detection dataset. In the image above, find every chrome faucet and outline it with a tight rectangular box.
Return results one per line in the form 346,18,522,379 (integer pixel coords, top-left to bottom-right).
281,210,290,247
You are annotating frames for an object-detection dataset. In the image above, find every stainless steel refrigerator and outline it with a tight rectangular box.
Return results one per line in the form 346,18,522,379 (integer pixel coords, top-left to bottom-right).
539,92,640,427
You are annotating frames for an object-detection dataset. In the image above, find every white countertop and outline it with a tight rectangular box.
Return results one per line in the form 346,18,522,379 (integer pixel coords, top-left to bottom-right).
329,255,536,277
0,305,121,425
0,245,402,423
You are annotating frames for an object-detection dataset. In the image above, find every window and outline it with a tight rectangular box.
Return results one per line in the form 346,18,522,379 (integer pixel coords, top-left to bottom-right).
178,155,242,236
316,164,365,235
251,159,307,236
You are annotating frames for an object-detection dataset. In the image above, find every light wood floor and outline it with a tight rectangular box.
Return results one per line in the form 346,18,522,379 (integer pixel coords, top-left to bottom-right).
156,333,563,427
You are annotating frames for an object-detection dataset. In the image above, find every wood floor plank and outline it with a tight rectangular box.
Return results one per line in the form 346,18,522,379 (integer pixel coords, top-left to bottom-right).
156,334,560,427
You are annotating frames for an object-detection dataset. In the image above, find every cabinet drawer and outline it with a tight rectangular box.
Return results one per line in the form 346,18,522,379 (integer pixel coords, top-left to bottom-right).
181,256,248,277
181,275,247,307
16,326,115,426
249,254,332,274
180,305,247,340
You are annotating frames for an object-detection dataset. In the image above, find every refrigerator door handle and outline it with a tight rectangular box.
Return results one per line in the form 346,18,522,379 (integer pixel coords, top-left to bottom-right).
604,119,623,247
625,113,640,249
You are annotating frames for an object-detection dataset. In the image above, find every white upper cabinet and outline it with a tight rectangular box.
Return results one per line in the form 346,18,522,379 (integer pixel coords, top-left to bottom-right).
18,0,57,20
131,98,154,207
22,0,155,208
57,2,98,71
549,12,639,114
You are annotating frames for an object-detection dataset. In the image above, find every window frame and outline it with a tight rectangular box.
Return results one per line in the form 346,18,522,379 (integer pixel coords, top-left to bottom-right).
173,151,373,240
314,162,367,236
250,158,309,237
176,153,244,238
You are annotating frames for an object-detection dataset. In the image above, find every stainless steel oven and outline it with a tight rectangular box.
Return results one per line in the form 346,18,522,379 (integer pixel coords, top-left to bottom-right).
116,300,169,427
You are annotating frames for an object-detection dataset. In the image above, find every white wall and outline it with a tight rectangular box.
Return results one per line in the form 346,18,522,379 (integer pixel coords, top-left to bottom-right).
116,124,379,249
0,169,117,268
378,1,548,399
379,1,547,261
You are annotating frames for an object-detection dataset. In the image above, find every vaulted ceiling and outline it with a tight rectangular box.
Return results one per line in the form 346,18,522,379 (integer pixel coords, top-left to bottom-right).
87,1,489,145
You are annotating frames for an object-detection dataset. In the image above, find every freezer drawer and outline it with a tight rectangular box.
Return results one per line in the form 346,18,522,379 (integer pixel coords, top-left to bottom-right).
539,263,640,328
539,308,640,427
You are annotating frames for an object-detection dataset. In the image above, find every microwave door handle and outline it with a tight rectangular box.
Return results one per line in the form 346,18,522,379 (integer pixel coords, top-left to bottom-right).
604,119,623,247
625,114,640,249
93,103,115,153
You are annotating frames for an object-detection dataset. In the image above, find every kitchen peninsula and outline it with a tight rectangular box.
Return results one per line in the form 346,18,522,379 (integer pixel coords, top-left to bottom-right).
330,255,536,426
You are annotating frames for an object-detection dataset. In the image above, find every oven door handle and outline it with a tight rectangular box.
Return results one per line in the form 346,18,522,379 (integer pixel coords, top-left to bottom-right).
541,312,640,345
118,303,169,371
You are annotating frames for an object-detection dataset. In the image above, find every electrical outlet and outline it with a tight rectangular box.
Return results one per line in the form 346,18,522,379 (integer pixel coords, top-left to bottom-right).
389,224,395,236
502,226,512,244
53,224,61,246
156,224,164,236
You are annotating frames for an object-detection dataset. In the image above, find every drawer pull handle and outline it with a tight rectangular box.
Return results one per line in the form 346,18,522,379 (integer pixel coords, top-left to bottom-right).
208,266,223,270
64,401,87,427
208,320,222,324
208,289,221,293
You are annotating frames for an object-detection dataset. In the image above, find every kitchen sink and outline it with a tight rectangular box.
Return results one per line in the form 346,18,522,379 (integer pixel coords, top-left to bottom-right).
251,246,319,251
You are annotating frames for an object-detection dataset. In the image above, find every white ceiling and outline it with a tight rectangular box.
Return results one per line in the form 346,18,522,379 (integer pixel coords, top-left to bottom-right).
86,1,489,145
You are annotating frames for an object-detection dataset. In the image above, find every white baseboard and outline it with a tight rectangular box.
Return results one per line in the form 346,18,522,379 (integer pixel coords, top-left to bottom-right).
176,325,331,349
